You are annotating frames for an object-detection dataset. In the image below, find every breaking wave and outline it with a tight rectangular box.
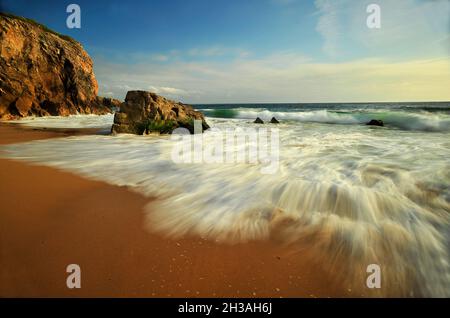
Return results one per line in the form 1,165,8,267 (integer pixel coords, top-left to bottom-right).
202,108,450,132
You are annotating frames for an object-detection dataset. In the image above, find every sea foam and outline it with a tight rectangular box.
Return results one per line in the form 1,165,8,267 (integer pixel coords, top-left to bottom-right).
1,116,449,296
6,114,114,129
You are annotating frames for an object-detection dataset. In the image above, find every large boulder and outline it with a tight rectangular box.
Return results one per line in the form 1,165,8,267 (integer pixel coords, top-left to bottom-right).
0,13,116,119
111,90,209,135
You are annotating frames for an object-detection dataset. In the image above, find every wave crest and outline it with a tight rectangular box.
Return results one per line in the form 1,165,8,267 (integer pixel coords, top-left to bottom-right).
206,109,450,132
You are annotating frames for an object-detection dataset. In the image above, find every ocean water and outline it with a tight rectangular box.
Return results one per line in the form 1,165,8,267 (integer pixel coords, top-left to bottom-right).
7,113,114,130
196,102,450,132
1,102,449,296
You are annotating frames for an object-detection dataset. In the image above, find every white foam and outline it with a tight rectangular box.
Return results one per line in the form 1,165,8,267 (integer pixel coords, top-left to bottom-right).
228,109,450,132
1,119,449,296
6,114,114,129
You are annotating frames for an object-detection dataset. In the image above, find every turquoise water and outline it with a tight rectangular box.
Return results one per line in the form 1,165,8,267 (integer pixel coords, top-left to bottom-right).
196,102,450,132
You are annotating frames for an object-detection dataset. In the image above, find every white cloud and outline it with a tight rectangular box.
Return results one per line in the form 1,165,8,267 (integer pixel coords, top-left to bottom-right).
186,46,251,59
148,86,189,97
93,1,450,103
314,0,345,57
95,51,450,103
314,0,450,58
151,54,169,62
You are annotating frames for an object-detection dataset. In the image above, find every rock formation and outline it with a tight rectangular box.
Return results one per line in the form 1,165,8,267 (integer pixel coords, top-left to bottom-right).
96,96,121,111
270,117,279,124
366,119,384,127
111,90,209,135
254,117,264,124
0,13,119,119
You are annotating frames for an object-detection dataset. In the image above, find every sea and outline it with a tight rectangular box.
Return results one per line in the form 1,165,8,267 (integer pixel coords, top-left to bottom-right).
1,101,449,296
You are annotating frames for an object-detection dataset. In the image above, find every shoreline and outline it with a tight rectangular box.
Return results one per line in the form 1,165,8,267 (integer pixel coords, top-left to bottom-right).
0,122,106,145
0,123,354,297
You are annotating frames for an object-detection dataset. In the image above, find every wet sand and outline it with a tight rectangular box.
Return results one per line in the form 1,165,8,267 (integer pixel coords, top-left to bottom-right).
0,123,103,144
0,123,353,297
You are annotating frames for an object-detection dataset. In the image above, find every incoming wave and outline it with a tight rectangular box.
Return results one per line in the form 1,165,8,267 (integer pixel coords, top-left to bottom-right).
204,108,450,132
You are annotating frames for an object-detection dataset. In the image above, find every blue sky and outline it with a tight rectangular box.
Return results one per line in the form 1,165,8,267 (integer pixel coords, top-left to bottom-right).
2,0,450,102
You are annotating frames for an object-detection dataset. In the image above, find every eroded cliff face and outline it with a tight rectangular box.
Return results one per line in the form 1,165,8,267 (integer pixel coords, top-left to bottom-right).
0,13,119,119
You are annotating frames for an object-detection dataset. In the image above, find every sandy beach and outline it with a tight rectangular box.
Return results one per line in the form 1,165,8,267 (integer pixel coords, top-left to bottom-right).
0,124,354,298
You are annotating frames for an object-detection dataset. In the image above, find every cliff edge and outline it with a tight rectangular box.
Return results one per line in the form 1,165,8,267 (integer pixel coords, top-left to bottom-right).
0,13,119,119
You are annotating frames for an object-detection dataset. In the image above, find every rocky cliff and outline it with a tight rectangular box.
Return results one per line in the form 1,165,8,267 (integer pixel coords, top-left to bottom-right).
112,91,209,135
0,13,120,119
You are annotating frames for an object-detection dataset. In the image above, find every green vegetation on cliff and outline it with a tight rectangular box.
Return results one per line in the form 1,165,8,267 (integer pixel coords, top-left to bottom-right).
0,12,76,43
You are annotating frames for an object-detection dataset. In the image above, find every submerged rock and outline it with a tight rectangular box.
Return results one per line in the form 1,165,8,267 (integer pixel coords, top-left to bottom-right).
0,13,117,119
111,90,209,135
366,119,384,127
270,117,280,124
254,117,264,124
